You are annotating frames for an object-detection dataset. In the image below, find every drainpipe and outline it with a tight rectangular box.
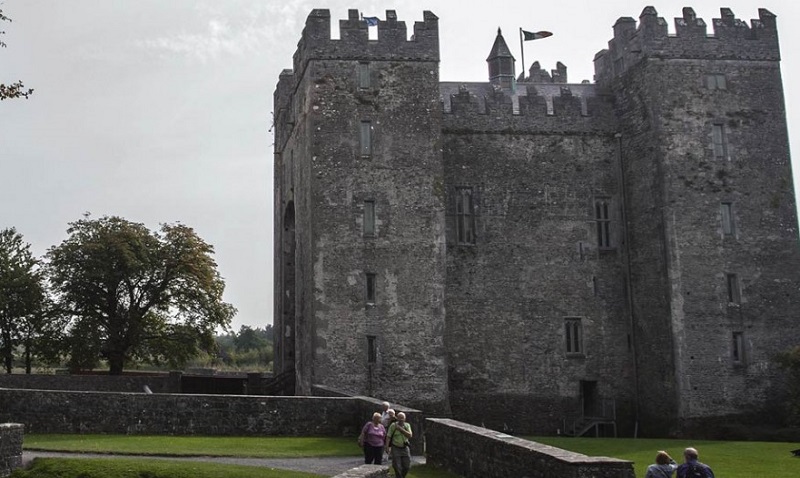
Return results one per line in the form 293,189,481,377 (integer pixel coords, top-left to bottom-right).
615,132,640,437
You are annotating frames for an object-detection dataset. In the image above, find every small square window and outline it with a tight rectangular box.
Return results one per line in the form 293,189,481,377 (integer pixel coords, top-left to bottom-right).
726,273,740,304
364,200,375,237
565,318,583,356
732,332,745,364
366,272,376,305
706,74,727,90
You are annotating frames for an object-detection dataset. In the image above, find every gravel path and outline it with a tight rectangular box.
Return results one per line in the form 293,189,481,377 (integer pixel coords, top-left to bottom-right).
23,451,427,477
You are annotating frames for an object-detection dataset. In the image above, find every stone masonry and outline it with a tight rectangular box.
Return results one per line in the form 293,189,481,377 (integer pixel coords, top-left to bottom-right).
274,6,800,437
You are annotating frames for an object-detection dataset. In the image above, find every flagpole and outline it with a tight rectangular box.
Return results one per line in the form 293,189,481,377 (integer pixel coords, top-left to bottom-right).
519,28,525,81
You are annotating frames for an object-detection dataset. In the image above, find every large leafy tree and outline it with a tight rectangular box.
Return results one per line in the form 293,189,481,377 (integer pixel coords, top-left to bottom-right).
46,215,236,374
0,9,34,100
0,228,46,373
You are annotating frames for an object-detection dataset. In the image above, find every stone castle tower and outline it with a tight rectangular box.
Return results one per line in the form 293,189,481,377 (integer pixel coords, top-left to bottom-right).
274,6,800,436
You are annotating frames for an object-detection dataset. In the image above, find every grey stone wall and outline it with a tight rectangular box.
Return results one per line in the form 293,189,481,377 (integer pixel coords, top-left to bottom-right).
274,9,449,412
0,372,180,394
332,465,389,478
0,389,364,436
598,6,800,434
0,424,22,478
442,84,635,434
425,418,633,478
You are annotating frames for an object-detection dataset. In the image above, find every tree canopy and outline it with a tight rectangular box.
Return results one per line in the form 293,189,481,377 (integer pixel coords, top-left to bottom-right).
0,228,46,373
0,9,34,101
46,215,236,374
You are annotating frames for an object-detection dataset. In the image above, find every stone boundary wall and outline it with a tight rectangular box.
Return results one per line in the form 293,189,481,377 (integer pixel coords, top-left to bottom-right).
0,424,23,477
0,388,368,436
313,385,424,455
0,372,181,393
426,418,634,478
332,465,389,478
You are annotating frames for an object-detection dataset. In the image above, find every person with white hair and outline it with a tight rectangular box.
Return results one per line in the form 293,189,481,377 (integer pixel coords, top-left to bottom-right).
677,447,715,478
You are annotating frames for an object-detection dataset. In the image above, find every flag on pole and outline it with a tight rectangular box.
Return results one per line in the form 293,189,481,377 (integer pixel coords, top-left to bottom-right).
362,16,380,27
521,29,552,41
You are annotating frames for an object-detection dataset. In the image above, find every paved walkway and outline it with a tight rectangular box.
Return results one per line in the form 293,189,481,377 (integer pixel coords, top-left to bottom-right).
23,451,427,477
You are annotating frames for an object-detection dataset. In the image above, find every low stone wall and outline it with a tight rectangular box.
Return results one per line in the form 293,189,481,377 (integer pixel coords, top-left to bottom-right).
0,372,181,393
331,465,389,478
0,424,23,477
426,418,634,478
0,388,365,436
314,385,424,455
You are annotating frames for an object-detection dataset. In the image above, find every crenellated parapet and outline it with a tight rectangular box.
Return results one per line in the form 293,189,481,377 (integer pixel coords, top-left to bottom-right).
594,7,779,85
442,83,616,134
518,61,568,84
290,9,439,77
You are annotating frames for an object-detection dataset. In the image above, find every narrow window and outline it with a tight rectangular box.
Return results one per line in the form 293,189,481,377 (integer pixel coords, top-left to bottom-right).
364,200,375,237
565,318,583,355
712,124,727,159
595,198,612,249
358,62,370,89
721,202,735,236
726,273,740,304
455,187,475,244
367,335,377,363
366,272,376,305
732,332,744,364
360,121,372,156
706,74,727,90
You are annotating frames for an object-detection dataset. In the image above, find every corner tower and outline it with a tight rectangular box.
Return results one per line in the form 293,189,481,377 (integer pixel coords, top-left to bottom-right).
274,10,448,411
594,7,800,434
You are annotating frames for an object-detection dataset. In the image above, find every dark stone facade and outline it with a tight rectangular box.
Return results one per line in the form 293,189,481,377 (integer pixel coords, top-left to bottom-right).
0,424,23,477
274,6,800,437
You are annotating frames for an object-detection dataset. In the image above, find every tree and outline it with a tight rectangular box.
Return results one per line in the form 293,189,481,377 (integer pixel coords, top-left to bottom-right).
233,325,267,352
0,9,33,100
46,215,236,374
0,228,46,373
775,345,800,426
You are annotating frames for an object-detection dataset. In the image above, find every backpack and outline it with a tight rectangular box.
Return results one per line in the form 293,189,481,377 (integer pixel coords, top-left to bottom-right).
685,463,708,478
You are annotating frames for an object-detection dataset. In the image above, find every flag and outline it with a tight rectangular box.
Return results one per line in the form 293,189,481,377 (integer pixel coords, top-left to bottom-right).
521,29,552,41
362,16,380,27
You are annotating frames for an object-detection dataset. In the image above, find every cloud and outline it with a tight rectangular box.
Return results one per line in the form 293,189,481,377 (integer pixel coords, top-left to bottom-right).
135,2,311,63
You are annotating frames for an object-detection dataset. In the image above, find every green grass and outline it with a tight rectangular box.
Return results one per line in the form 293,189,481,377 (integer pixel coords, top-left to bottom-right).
23,435,356,458
10,458,321,478
527,436,800,478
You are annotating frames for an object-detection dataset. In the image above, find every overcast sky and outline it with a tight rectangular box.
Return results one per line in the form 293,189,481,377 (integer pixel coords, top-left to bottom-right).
2,1,798,330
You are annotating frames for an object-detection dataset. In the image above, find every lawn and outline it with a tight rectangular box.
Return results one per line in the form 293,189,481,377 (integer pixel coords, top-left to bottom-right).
528,436,800,478
23,435,356,458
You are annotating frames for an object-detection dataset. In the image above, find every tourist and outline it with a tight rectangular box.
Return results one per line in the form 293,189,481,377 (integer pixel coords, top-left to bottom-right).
385,411,413,477
645,450,678,478
677,447,715,478
380,401,393,427
358,412,387,465
382,408,396,428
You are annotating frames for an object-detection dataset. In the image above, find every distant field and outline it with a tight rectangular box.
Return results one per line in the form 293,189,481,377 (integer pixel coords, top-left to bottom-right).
528,436,800,478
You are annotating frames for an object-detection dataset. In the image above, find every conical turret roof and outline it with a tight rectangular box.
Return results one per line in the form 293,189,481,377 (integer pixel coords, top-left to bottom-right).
487,28,515,62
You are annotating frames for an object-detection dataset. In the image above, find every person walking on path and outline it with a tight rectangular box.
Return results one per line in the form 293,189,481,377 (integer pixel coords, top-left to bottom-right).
645,450,678,478
677,447,715,478
358,412,386,465
385,412,412,478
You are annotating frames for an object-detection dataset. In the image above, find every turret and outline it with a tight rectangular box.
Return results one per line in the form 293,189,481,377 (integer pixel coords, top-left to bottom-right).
487,28,516,90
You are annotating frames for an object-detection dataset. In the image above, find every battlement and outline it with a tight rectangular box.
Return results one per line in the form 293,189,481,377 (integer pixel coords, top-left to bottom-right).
441,83,616,134
594,6,779,85
518,61,568,84
290,9,439,78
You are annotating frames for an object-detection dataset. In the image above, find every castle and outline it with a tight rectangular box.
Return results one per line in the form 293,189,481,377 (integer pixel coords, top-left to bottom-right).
272,6,800,436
